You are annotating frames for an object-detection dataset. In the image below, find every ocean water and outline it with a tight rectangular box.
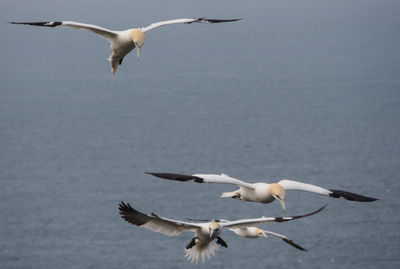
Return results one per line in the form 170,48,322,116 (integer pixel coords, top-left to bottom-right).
0,0,399,268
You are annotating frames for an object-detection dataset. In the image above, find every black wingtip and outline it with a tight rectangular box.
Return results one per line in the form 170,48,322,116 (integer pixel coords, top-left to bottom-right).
194,18,242,24
316,204,328,213
8,21,62,27
145,172,204,183
118,201,131,213
118,201,150,226
292,204,328,220
329,189,378,202
118,201,139,217
282,238,307,251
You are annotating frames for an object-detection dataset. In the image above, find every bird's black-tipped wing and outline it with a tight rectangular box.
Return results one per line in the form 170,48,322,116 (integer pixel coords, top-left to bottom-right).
278,179,378,202
262,230,307,251
145,172,204,183
9,21,117,40
145,172,255,189
118,202,200,236
222,204,327,229
281,238,306,251
329,189,378,202
9,21,62,27
192,18,242,24
119,201,152,226
141,17,241,32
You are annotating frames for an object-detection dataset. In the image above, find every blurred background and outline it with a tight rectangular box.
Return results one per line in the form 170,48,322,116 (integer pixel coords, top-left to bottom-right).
0,0,399,268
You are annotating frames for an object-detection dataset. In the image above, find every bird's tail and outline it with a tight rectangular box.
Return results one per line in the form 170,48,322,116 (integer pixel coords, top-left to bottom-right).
110,62,119,76
108,57,120,76
184,241,219,263
221,191,240,199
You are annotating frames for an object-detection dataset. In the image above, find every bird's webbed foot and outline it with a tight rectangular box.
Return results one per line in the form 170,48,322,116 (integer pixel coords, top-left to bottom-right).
232,194,241,199
216,236,228,248
185,237,198,249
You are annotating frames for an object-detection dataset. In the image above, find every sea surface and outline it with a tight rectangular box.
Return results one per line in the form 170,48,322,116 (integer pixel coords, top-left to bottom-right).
1,0,399,268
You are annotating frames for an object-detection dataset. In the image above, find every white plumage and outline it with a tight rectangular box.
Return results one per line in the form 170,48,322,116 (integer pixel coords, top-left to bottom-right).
146,172,378,212
9,18,240,75
119,202,325,263
228,227,306,251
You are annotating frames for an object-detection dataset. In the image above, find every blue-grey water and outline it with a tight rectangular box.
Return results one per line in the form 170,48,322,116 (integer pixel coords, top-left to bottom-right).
1,0,399,268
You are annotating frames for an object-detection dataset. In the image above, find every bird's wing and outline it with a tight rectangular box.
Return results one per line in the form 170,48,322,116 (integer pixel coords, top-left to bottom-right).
227,228,306,251
220,204,327,229
9,21,118,41
278,179,378,202
261,230,306,251
140,17,241,32
145,172,255,189
119,202,201,236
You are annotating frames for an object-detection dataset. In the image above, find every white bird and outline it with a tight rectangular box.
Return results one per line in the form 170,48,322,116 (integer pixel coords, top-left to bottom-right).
118,202,325,263
229,227,306,251
9,18,241,75
187,218,307,251
145,172,378,212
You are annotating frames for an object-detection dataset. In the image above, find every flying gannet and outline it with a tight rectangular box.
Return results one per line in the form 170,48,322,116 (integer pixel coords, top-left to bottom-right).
228,227,306,251
9,18,241,75
118,202,326,263
186,218,307,251
145,172,378,212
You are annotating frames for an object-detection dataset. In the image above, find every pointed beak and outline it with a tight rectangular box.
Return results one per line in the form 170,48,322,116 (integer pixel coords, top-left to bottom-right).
274,195,286,212
210,229,218,238
260,231,268,238
136,46,141,60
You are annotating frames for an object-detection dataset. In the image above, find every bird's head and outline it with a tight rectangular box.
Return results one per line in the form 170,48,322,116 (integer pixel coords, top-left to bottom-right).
270,183,286,212
255,228,267,238
209,222,221,238
130,29,146,60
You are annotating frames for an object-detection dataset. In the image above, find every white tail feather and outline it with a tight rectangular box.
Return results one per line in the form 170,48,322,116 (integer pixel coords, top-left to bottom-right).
184,241,219,263
221,191,237,198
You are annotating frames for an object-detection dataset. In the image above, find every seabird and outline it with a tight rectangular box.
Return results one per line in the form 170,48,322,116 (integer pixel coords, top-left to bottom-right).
9,18,240,75
187,218,307,251
228,227,306,251
145,172,378,212
118,202,326,263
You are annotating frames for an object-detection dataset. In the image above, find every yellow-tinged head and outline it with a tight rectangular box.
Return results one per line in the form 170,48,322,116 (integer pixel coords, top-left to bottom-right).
270,183,286,212
209,222,221,238
130,29,146,60
255,228,266,237
270,183,286,198
209,222,220,230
